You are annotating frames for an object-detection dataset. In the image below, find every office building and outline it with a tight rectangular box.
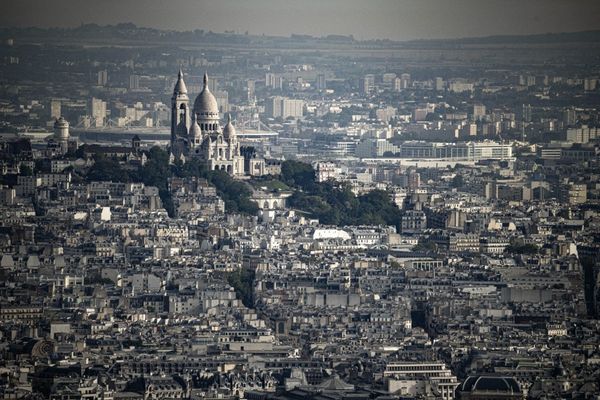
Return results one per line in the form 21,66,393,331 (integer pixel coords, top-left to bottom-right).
435,77,445,91
400,73,411,89
50,100,61,119
266,73,283,90
97,69,108,86
522,104,532,123
316,74,326,90
360,74,375,95
129,74,140,90
473,104,486,121
355,138,400,158
563,108,577,126
382,73,397,88
247,79,255,101
266,96,304,119
566,125,600,143
88,97,107,127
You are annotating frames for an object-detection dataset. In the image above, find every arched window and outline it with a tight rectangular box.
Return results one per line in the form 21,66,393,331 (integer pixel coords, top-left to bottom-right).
178,104,186,124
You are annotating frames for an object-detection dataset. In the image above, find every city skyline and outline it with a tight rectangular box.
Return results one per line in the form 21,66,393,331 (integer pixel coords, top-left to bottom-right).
0,1,599,398
1,0,600,41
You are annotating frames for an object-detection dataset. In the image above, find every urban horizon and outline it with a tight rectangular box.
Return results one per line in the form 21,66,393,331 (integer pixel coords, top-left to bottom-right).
0,1,599,399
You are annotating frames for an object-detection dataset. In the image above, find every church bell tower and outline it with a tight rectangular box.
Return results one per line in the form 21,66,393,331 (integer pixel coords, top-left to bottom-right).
171,69,191,149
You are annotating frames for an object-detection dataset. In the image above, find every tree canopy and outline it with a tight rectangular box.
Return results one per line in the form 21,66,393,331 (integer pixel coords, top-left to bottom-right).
86,155,132,183
84,147,258,217
506,243,539,254
281,160,403,228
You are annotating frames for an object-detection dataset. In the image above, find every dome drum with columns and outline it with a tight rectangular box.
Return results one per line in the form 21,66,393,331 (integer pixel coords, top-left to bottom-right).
171,71,248,176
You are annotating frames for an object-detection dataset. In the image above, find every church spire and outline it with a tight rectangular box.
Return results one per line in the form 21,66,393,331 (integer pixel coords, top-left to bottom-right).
203,72,208,87
173,68,188,95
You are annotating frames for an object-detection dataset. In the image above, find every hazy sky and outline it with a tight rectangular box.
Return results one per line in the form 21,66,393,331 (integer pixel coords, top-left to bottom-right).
1,0,600,41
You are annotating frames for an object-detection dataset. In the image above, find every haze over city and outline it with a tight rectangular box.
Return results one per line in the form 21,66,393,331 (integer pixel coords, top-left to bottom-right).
1,1,600,399
2,0,600,40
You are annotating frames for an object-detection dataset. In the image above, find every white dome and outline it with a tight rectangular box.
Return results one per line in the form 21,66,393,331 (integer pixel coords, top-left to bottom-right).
193,73,219,118
53,117,69,140
189,118,202,139
54,116,69,129
222,114,236,140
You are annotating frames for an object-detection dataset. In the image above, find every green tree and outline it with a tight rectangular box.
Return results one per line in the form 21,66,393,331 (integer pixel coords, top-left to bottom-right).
140,146,173,215
86,155,130,182
451,174,464,188
280,160,316,189
227,268,255,308
283,161,403,228
412,240,438,253
19,163,33,176
207,170,258,215
506,243,539,254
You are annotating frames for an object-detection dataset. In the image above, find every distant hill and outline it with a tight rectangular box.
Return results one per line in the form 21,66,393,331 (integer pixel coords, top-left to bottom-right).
1,23,599,49
419,30,600,45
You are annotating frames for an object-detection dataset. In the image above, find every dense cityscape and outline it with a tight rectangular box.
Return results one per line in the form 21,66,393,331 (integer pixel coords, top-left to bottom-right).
0,15,600,400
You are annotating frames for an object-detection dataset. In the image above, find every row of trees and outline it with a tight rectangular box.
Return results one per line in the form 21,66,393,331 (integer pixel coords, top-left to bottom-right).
83,152,403,226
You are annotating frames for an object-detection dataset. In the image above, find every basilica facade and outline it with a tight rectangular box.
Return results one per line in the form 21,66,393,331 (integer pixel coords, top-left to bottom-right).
170,71,245,176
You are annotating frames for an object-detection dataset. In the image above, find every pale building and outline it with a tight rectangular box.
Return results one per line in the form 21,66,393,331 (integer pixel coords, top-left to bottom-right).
97,69,108,86
566,125,600,143
435,77,444,91
50,99,61,119
384,362,459,400
88,97,106,127
53,116,70,154
400,73,411,89
266,96,304,119
382,72,397,87
360,74,375,95
170,71,247,176
265,72,283,89
472,104,486,121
